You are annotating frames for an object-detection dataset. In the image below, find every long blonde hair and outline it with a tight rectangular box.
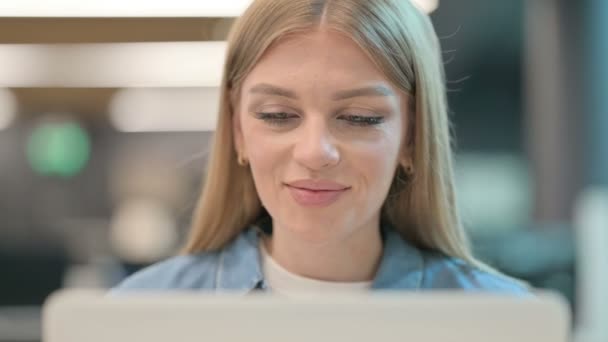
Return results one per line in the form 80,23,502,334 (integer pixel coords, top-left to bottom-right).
183,0,475,265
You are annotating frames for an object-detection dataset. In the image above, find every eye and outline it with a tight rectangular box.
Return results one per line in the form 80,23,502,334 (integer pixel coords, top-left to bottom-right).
255,112,299,126
338,114,385,127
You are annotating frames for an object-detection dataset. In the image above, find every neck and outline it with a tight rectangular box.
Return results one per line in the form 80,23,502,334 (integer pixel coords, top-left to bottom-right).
263,219,383,282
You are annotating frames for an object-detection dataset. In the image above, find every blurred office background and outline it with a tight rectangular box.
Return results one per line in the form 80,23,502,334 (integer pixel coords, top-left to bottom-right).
0,0,606,341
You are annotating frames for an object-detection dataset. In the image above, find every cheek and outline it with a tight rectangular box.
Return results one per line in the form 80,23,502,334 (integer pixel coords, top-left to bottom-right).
244,128,288,173
353,142,399,185
347,130,402,199
241,120,289,203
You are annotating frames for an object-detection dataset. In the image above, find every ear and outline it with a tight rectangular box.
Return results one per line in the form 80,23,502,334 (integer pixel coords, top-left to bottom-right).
399,94,416,167
232,100,246,158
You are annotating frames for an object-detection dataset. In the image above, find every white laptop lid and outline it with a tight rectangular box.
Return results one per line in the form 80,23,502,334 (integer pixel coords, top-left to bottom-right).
43,290,570,342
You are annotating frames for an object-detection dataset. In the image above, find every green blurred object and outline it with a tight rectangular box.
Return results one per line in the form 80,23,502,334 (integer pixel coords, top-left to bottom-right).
27,121,90,178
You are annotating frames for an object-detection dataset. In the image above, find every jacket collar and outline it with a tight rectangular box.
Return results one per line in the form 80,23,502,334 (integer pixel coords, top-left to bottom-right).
215,222,424,292
371,227,424,289
215,227,264,294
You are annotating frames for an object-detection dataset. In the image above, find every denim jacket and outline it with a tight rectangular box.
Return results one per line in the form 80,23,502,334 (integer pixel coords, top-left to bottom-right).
113,224,529,294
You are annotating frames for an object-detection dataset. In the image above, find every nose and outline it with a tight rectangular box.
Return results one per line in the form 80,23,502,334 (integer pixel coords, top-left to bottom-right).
292,117,340,171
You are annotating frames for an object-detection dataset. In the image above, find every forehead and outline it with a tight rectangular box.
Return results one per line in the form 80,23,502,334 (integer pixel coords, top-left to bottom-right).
243,29,389,87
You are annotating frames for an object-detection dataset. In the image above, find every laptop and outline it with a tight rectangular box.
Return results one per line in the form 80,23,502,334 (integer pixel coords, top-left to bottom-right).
43,290,570,342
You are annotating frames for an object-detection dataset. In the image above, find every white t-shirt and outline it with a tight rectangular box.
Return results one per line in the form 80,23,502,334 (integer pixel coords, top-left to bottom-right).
259,241,373,297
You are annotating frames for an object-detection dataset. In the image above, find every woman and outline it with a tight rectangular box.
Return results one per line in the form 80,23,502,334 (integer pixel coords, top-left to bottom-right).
114,0,527,295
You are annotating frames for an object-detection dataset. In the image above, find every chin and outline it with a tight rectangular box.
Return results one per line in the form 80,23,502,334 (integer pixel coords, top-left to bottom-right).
277,212,352,244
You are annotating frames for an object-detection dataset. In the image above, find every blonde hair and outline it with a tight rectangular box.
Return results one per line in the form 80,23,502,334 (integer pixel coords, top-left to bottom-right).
183,0,476,266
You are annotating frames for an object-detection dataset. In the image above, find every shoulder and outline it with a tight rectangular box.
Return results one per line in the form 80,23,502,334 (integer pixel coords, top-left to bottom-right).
420,251,531,294
110,228,263,293
110,252,222,293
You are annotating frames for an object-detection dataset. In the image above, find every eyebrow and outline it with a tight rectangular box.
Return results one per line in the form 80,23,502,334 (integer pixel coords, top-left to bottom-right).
332,85,396,100
248,83,396,100
249,83,299,99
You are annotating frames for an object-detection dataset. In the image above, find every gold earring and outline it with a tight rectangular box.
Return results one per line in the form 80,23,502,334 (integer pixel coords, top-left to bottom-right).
402,161,414,176
237,154,248,166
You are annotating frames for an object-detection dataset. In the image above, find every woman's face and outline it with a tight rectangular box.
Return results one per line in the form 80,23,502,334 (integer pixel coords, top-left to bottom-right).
234,29,411,244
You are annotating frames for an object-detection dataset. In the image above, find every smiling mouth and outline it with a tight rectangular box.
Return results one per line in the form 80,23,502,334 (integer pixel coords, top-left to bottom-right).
285,184,351,207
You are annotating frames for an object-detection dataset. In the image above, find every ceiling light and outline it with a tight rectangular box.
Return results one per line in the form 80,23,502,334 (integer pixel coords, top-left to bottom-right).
109,88,220,132
0,0,253,17
0,89,17,131
0,0,437,17
0,42,226,88
411,0,439,13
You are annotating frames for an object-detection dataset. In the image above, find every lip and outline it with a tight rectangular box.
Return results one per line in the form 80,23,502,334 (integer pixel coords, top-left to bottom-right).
285,179,350,207
286,179,349,191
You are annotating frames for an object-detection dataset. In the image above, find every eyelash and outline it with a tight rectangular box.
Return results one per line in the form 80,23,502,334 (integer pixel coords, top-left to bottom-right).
255,112,298,126
339,114,385,126
255,112,385,127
